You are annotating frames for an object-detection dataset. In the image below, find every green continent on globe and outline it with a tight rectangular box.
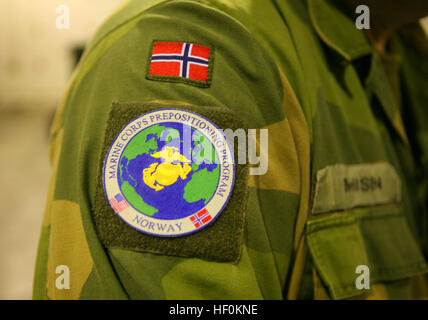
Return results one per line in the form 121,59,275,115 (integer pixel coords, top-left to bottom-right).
119,123,221,217
120,180,158,215
119,124,170,216
183,167,220,204
121,125,170,160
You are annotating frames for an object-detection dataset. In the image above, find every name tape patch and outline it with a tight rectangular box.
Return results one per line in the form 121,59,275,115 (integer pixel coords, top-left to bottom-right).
103,108,235,237
312,162,402,214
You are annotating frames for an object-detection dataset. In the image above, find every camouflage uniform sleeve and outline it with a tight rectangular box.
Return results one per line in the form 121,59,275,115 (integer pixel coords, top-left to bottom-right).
33,0,310,299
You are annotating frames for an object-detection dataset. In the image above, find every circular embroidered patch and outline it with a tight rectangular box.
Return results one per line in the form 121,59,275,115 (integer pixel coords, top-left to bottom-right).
103,108,235,237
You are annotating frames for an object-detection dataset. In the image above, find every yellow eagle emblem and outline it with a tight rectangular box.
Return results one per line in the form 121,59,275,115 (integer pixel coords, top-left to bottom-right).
142,146,192,191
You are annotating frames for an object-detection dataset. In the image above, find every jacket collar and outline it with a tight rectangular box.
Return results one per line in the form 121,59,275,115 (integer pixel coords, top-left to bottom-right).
307,0,372,61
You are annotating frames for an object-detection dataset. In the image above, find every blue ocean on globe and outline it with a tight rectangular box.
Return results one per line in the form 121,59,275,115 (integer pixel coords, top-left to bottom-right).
118,122,219,220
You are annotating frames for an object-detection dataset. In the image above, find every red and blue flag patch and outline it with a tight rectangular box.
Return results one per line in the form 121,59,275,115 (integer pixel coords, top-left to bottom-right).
189,208,213,229
110,193,129,213
147,41,213,87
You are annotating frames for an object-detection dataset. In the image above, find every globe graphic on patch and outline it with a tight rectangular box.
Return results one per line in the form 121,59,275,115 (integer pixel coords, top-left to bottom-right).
118,122,220,220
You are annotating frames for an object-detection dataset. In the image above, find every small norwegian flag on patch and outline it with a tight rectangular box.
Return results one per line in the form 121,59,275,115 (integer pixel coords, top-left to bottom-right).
110,193,129,213
189,208,212,229
149,42,211,82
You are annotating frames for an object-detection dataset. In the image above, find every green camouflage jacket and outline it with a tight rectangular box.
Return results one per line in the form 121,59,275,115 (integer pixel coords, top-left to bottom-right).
34,0,428,299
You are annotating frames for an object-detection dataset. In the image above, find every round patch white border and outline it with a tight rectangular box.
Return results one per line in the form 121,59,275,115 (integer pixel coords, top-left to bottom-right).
103,108,235,237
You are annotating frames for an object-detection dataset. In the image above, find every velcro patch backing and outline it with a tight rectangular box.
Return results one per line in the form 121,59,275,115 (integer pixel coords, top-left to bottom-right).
93,102,248,263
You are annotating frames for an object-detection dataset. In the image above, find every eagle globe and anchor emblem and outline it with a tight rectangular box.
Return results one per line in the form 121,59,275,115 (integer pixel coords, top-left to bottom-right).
143,146,192,192
103,109,235,237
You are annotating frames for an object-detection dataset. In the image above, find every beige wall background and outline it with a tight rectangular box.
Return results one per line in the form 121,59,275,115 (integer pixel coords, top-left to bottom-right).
0,0,124,300
422,17,428,34
0,3,427,112
0,1,427,300
0,0,124,111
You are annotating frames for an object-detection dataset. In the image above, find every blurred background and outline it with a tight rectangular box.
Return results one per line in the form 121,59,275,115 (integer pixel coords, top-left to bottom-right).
0,0,427,300
0,0,124,299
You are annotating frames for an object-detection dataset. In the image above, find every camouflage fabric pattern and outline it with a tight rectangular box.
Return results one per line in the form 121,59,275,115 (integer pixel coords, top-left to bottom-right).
33,0,428,299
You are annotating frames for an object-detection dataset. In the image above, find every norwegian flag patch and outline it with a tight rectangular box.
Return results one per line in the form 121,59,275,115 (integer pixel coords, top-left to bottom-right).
189,209,213,229
147,41,213,87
